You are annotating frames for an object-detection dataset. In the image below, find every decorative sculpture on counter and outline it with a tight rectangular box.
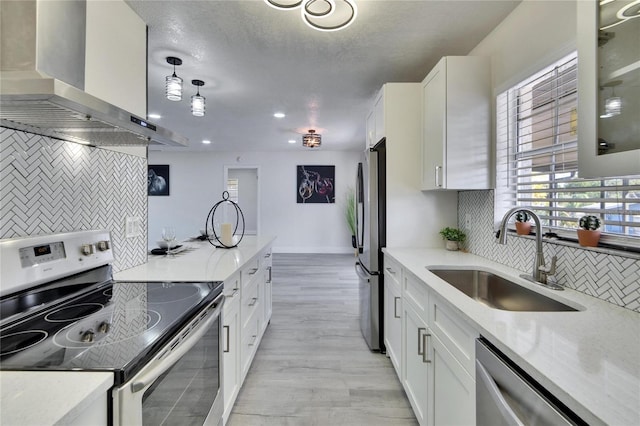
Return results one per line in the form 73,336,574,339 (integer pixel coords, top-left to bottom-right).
204,191,245,249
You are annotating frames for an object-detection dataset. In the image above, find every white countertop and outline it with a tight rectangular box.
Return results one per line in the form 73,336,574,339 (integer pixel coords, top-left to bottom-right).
384,247,640,426
0,371,113,425
114,235,276,282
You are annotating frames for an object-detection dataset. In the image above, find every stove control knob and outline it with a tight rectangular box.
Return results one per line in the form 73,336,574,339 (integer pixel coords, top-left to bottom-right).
97,241,110,252
81,244,94,256
98,321,110,333
81,329,95,343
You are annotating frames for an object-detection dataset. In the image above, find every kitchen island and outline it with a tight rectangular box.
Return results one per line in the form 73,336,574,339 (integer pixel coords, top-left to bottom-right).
384,247,640,426
113,235,277,282
0,235,275,426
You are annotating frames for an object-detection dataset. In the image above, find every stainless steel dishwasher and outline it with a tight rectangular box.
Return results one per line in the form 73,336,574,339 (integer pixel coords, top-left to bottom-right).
475,338,587,426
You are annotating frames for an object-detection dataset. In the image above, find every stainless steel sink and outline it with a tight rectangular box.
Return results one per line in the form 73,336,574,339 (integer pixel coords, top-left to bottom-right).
428,268,579,312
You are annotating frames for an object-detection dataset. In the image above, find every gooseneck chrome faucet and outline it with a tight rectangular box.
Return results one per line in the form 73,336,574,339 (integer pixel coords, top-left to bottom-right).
497,207,557,287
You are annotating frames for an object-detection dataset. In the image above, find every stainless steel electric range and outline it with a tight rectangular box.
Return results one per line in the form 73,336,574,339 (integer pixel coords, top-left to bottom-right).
0,230,224,425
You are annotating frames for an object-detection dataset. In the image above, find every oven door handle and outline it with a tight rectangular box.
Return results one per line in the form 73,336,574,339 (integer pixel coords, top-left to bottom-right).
131,294,224,394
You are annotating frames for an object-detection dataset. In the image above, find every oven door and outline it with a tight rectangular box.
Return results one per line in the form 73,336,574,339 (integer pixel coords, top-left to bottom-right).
113,293,224,426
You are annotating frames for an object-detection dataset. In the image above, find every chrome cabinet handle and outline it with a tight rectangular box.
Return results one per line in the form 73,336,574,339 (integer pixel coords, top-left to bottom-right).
223,325,230,353
248,268,258,275
264,252,271,258
386,267,396,275
248,297,258,307
435,165,443,188
422,332,431,364
394,297,400,319
267,266,272,283
226,288,238,298
418,327,426,355
248,335,257,346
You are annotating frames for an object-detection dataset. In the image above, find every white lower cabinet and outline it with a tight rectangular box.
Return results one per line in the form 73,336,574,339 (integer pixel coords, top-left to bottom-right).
222,244,273,424
384,276,402,375
431,331,475,425
402,302,431,425
385,253,478,426
262,249,273,323
222,288,240,423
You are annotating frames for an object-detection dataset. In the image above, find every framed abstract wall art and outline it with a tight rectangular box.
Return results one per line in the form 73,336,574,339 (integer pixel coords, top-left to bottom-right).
148,164,170,196
297,165,335,204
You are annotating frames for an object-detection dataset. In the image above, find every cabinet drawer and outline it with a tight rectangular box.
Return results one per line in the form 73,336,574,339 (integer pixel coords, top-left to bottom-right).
404,271,429,323
224,272,241,299
429,293,478,375
383,255,402,291
241,257,261,289
240,307,261,377
262,248,273,268
242,280,260,330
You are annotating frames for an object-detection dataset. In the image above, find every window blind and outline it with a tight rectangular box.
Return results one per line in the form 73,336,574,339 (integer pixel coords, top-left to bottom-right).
227,178,239,204
495,53,640,247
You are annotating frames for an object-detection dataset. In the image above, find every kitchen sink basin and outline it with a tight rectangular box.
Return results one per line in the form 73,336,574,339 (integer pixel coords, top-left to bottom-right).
428,268,579,312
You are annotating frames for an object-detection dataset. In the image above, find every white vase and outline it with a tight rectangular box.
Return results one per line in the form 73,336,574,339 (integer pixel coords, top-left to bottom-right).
445,240,459,251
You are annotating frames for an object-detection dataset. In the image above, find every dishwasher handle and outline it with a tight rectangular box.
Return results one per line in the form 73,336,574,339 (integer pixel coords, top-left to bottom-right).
476,359,525,426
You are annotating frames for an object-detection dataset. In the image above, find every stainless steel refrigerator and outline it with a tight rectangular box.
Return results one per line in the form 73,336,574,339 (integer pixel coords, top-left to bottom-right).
355,139,386,352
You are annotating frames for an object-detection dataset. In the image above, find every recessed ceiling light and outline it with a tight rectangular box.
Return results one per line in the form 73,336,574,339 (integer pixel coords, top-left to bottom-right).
288,139,296,144
148,113,161,119
202,140,211,144
274,112,286,118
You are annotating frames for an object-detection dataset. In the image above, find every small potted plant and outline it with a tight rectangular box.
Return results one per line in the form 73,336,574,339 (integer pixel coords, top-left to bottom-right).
514,211,532,236
439,227,466,251
577,215,601,247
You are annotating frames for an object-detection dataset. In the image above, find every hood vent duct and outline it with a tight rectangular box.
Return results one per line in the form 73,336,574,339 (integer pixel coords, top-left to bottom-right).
0,0,188,147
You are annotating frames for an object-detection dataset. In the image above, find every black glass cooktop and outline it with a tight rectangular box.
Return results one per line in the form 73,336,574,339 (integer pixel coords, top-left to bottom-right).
0,267,222,385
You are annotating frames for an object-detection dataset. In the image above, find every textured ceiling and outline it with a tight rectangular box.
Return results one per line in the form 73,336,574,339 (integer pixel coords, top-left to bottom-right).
126,0,520,152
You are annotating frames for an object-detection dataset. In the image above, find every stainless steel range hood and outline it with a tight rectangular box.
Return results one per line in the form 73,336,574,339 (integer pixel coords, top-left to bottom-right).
0,0,188,148
1,77,188,147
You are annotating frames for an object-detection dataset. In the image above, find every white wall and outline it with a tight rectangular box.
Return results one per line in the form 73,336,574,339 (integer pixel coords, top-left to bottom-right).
148,150,363,253
469,0,577,94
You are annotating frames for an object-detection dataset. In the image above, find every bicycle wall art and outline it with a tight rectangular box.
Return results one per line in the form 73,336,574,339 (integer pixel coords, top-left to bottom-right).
297,165,335,204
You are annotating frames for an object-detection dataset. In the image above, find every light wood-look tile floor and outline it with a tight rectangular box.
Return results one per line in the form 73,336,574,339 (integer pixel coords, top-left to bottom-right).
227,253,418,426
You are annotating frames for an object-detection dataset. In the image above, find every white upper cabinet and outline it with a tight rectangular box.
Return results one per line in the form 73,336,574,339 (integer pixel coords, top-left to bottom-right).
577,0,640,178
366,88,386,148
421,56,491,190
366,108,376,148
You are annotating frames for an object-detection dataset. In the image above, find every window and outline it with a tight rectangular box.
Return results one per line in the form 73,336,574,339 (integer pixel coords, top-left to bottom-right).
227,178,239,204
495,53,640,248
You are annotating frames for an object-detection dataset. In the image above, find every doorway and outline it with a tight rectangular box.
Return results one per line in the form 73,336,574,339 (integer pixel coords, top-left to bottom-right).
224,166,259,235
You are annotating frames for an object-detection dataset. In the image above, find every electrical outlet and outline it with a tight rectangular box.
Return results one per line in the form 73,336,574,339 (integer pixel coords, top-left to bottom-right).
464,213,472,230
125,217,142,238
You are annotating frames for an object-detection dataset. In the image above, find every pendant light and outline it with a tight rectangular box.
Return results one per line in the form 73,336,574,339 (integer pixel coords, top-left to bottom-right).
165,57,183,101
302,129,321,148
191,80,206,117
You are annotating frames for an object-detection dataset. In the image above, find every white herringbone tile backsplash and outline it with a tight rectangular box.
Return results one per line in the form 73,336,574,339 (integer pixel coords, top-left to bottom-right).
459,191,640,312
0,127,147,272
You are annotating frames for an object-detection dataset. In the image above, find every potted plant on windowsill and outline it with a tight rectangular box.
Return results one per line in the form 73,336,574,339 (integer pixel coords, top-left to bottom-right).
514,211,532,236
439,227,466,251
577,215,601,247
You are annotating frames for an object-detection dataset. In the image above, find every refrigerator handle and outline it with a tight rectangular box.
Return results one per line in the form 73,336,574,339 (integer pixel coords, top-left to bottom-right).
355,162,365,253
